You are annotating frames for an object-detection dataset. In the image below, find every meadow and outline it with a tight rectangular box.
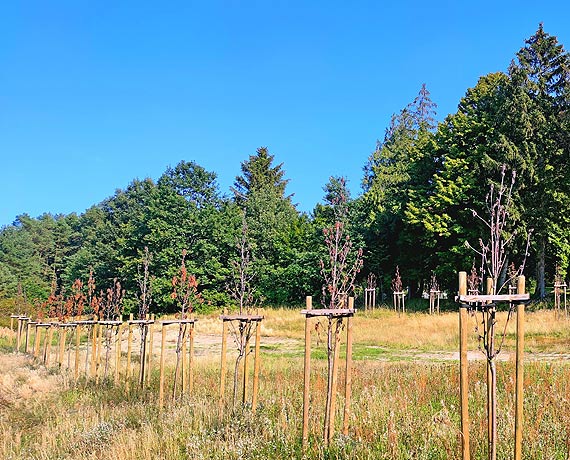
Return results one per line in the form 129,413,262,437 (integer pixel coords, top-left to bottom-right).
1,305,569,460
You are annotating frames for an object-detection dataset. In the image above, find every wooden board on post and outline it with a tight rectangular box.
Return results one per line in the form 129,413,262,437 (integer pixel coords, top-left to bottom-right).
302,296,312,447
458,271,470,460
514,275,525,460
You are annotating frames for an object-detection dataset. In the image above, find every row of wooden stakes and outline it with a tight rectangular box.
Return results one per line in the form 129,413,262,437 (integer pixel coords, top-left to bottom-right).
9,312,263,411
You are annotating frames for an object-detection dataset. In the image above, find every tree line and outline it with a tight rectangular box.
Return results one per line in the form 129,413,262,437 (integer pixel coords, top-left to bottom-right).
1,25,569,312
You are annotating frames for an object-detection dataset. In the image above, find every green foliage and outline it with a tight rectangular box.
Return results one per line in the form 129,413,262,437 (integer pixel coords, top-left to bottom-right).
1,26,570,307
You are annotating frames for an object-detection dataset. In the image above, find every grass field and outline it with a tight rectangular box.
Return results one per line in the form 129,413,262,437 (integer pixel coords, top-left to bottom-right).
1,306,569,459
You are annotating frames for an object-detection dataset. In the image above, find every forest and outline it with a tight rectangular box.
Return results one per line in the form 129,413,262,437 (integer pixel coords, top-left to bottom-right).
1,24,569,313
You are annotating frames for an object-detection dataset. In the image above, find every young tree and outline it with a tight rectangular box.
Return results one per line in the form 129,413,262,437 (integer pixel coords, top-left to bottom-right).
226,214,259,405
318,181,362,442
171,250,202,398
465,165,531,460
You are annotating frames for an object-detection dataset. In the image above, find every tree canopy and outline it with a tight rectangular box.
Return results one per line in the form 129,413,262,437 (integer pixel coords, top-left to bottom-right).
1,25,569,311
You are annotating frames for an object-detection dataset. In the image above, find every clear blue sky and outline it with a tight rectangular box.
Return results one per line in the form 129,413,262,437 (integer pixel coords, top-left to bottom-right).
1,1,569,226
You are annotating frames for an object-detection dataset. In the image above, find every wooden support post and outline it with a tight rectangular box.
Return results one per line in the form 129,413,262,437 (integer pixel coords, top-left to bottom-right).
219,309,228,417
328,317,341,442
90,319,98,378
114,325,121,385
59,327,66,368
486,277,493,449
16,318,22,353
459,271,471,460
242,324,251,404
343,298,354,436
159,322,167,408
74,324,81,381
181,324,187,395
126,314,133,390
514,275,525,460
24,320,31,354
34,325,41,358
10,315,14,332
96,322,103,383
45,326,54,366
146,314,155,385
42,326,49,363
252,316,261,413
188,322,195,394
302,296,312,447
29,322,37,355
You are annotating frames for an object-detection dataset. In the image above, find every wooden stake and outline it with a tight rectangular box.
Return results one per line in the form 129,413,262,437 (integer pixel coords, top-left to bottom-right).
342,298,354,436
302,296,312,447
181,323,187,395
486,277,493,449
242,324,251,404
219,309,228,417
74,324,81,381
459,271,470,460
59,327,66,368
114,325,121,385
90,319,98,378
96,322,103,383
126,314,133,390
252,317,261,413
189,322,195,394
24,320,31,354
29,322,36,355
34,325,41,358
514,276,525,460
159,323,167,408
146,314,155,385
45,326,54,366
328,318,341,442
16,318,22,352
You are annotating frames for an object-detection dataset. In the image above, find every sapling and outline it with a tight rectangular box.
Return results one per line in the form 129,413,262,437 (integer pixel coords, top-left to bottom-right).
318,179,362,443
137,246,153,385
391,266,404,314
99,279,124,378
465,165,532,460
171,249,202,399
227,214,259,406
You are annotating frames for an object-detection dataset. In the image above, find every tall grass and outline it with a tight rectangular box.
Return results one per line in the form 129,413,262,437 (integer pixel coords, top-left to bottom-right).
1,305,570,459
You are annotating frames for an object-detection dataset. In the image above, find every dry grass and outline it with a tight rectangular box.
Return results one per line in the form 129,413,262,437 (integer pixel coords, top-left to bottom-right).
1,305,570,459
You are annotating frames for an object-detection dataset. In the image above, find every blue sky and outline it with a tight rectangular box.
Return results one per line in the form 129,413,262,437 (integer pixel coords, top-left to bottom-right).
1,1,569,226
